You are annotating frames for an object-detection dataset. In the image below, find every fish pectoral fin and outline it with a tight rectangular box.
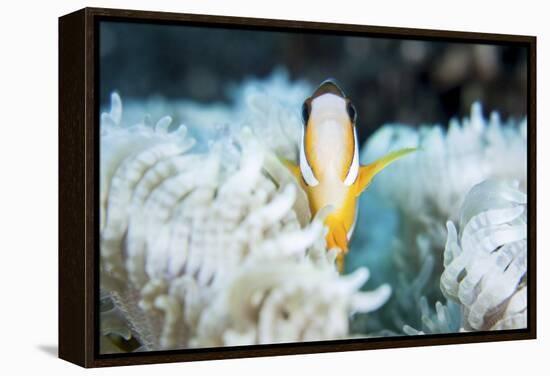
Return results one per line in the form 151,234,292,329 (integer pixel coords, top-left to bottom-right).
280,157,302,183
355,147,417,196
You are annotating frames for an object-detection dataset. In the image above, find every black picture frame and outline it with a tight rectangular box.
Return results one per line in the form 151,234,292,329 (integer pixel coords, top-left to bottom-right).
59,7,537,368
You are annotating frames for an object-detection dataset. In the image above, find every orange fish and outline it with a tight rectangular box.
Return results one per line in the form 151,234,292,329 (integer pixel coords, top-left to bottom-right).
284,80,415,272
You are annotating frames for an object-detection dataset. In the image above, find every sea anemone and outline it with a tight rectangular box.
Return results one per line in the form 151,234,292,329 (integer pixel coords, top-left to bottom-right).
99,71,528,351
361,102,527,220
348,103,527,334
441,179,527,330
99,90,391,352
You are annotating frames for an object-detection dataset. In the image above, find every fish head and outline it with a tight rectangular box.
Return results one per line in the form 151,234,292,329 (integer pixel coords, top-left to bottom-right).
300,79,359,187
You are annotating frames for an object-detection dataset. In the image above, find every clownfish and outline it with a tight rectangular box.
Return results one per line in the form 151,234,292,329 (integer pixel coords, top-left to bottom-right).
284,80,415,272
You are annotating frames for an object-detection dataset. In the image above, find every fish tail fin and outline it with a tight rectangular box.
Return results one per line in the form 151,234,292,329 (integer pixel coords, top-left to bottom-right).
335,252,345,273
325,219,349,273
355,147,416,196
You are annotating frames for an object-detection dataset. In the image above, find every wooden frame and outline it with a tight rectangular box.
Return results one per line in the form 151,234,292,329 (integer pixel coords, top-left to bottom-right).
59,7,537,368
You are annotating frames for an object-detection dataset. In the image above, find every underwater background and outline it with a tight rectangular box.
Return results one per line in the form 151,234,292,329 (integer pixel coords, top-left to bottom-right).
99,21,527,144
99,20,528,352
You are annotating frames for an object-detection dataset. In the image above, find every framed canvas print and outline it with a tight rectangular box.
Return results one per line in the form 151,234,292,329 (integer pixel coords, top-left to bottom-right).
59,7,536,368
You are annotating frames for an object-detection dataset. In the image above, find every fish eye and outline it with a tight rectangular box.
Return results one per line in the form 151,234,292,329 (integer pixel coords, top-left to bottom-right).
301,102,310,124
347,102,357,123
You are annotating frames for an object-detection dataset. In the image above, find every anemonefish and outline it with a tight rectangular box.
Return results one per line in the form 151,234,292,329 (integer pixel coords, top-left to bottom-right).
284,80,415,272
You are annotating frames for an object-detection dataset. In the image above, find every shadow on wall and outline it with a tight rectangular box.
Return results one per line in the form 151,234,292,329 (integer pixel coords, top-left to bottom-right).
37,344,57,358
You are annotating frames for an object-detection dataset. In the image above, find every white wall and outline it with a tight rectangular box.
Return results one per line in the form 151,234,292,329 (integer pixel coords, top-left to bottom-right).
1,0,546,374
